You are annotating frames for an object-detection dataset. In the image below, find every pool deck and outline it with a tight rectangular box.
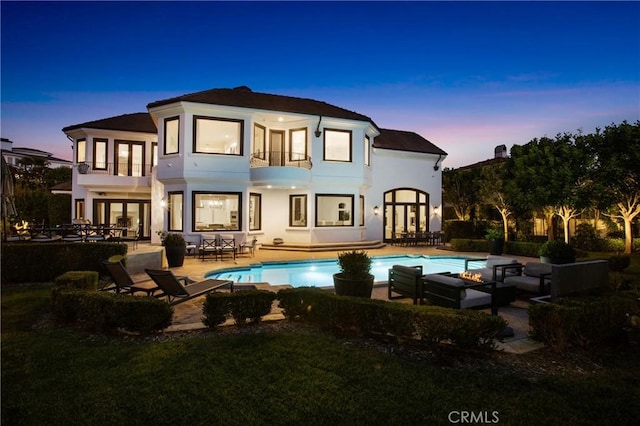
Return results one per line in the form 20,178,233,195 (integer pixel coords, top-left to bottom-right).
128,242,543,354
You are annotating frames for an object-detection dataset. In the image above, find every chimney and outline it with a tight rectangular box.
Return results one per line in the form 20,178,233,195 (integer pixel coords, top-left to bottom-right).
494,144,507,159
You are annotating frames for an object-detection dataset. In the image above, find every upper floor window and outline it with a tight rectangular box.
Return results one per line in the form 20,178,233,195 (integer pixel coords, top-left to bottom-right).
324,129,352,162
93,138,107,170
164,117,179,155
76,139,86,163
253,124,266,159
152,142,158,167
289,128,307,161
193,116,243,155
364,136,371,166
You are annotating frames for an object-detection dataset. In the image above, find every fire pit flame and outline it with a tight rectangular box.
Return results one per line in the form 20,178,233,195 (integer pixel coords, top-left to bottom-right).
460,271,483,283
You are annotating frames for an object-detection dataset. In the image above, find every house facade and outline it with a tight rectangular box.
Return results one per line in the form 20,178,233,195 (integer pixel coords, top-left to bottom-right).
63,86,447,246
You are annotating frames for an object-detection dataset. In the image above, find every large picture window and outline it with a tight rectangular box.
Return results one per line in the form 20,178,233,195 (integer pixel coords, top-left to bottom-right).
93,138,107,170
76,139,86,163
289,195,307,227
164,116,179,155
315,194,354,227
193,192,242,232
168,192,183,231
324,129,352,162
194,116,243,155
289,128,307,161
249,193,261,231
253,124,266,159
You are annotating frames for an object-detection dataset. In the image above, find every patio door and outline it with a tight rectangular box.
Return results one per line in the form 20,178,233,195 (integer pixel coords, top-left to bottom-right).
269,130,285,166
383,188,429,242
93,199,151,239
115,140,145,176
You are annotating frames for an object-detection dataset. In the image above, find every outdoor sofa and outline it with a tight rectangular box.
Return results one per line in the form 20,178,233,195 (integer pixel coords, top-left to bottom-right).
464,255,520,282
502,262,552,295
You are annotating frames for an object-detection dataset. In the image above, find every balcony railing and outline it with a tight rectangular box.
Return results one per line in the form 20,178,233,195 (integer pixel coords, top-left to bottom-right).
250,151,312,170
77,162,154,177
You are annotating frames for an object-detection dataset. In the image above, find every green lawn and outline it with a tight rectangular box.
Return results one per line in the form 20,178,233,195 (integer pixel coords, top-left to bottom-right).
2,285,639,426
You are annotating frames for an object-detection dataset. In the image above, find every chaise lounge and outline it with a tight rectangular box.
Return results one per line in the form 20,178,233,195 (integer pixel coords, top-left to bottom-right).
102,260,162,296
145,269,234,305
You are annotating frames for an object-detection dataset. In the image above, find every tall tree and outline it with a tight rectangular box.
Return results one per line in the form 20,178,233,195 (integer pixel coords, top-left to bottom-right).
507,133,591,243
442,168,479,221
477,162,512,240
587,121,640,254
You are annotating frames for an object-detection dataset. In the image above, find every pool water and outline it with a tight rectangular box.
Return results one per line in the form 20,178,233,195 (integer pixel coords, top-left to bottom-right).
206,255,485,288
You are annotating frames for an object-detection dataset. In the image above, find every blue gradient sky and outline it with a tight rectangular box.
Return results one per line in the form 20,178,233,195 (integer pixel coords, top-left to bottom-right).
2,1,639,167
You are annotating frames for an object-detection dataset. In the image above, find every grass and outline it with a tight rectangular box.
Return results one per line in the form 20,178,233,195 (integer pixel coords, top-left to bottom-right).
2,285,640,426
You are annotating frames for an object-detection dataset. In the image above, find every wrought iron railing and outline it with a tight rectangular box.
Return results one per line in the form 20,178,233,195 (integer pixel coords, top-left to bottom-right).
250,151,312,169
76,162,154,176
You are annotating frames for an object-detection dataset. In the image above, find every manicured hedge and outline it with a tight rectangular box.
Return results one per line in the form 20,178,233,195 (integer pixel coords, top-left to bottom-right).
202,290,277,327
1,242,127,284
277,288,506,349
528,291,640,351
450,238,543,257
51,287,173,334
54,271,99,291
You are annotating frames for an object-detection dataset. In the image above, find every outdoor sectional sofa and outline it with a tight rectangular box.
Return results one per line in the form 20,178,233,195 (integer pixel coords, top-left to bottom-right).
502,262,552,295
464,255,520,282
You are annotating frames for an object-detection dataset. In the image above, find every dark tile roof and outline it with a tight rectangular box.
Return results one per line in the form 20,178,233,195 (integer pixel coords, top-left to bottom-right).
62,113,157,134
456,157,507,171
374,129,447,156
51,180,72,191
147,86,378,127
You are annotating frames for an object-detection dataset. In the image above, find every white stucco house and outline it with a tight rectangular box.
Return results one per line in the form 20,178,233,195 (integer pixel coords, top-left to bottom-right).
62,86,447,247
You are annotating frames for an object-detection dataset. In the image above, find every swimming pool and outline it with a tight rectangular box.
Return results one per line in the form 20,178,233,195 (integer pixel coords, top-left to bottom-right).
206,255,485,288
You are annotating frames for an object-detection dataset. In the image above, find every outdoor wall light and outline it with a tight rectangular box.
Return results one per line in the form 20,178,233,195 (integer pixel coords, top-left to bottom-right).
160,198,167,208
373,206,380,216
433,205,440,215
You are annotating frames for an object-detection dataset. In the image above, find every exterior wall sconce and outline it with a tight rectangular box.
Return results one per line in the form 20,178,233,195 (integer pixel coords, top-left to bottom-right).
373,206,380,216
433,206,440,216
160,198,167,208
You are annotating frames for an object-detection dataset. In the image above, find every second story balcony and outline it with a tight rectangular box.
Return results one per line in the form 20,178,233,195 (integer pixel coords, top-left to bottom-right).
249,151,312,187
76,162,153,190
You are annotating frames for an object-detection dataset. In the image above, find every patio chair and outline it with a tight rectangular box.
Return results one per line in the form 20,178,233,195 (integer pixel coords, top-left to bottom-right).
145,268,234,305
238,238,258,257
199,238,219,261
101,260,162,296
218,235,236,261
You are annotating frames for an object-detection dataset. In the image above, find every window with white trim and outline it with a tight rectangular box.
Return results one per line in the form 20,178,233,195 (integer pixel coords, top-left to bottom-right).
315,194,354,227
164,117,179,155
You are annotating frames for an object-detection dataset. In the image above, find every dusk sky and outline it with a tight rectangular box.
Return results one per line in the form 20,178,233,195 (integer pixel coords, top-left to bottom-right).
2,1,639,168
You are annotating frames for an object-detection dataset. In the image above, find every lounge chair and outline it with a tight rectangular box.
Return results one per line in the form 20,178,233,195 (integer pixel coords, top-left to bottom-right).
145,268,234,305
101,260,162,296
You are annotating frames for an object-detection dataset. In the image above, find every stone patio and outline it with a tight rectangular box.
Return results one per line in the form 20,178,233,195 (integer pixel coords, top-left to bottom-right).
126,242,543,353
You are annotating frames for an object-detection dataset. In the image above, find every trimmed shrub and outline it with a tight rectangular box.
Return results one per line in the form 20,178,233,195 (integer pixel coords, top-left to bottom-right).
529,292,640,351
413,307,506,349
1,242,127,284
202,290,277,327
54,271,99,290
51,288,173,334
504,241,543,257
275,288,507,349
609,255,631,272
449,239,488,252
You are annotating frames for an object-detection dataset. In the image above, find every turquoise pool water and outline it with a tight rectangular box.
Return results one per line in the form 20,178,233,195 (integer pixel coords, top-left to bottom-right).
206,255,486,288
